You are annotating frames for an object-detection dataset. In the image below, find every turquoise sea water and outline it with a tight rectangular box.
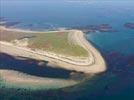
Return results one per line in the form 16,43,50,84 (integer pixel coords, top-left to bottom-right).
0,0,134,100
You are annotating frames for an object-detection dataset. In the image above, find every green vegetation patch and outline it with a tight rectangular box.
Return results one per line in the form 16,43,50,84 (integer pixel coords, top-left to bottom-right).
28,32,88,57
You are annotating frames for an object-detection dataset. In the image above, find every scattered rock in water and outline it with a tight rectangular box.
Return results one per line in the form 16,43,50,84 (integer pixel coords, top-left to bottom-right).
98,24,117,32
72,24,117,33
124,23,134,29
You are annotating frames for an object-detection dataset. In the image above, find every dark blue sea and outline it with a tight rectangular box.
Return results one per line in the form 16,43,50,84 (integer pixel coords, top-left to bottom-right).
0,0,134,100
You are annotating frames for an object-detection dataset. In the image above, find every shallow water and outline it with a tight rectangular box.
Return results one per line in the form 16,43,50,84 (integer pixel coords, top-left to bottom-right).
0,53,71,79
0,0,134,100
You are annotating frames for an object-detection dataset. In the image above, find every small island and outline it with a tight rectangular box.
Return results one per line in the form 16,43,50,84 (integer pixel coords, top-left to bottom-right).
0,26,106,89
0,26,106,73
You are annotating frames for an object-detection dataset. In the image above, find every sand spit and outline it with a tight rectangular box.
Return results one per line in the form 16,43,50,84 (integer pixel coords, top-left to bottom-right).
0,69,77,89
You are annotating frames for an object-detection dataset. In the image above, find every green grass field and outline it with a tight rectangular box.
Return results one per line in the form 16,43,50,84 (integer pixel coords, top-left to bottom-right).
28,32,88,57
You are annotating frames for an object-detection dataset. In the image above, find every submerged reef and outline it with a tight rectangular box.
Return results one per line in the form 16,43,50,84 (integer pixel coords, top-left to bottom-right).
124,23,134,29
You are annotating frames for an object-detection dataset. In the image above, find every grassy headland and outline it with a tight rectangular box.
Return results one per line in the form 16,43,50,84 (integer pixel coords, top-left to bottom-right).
28,32,88,57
